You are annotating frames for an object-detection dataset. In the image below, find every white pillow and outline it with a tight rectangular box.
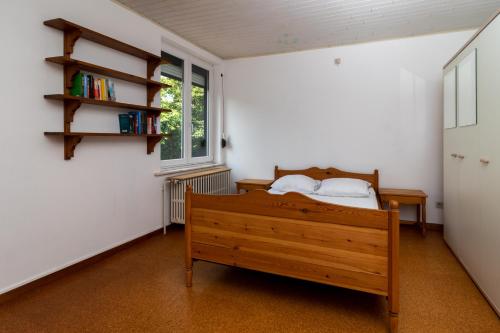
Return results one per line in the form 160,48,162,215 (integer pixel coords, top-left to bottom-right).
315,178,371,197
271,175,320,194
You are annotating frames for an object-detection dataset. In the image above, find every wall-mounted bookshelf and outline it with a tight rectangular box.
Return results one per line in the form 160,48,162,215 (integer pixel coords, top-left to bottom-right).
45,132,168,160
44,94,165,114
43,18,170,160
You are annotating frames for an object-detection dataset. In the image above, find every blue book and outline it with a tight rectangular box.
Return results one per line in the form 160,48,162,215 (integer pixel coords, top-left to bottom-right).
137,112,142,135
83,74,88,98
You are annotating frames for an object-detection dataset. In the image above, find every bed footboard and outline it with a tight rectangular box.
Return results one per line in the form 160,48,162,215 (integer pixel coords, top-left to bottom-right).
185,186,399,332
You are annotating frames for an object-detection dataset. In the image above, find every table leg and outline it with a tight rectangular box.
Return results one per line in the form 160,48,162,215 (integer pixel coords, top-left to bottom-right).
422,200,427,237
416,204,421,232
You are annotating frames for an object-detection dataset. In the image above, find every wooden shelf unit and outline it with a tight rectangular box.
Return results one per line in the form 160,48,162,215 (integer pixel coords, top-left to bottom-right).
45,132,170,160
43,18,164,78
45,56,170,90
44,94,169,115
44,18,170,160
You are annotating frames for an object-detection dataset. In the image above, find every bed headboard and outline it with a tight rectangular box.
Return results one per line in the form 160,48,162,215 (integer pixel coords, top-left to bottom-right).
274,166,379,192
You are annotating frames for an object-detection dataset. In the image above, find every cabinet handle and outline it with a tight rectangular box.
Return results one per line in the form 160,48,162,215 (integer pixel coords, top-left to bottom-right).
480,158,490,164
457,154,465,159
451,153,458,158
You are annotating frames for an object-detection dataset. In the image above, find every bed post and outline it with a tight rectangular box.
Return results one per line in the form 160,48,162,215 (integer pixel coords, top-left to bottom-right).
185,185,193,288
373,169,379,192
388,200,400,332
274,165,279,180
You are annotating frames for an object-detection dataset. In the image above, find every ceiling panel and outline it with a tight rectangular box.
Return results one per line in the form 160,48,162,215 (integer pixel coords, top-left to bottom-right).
116,0,500,58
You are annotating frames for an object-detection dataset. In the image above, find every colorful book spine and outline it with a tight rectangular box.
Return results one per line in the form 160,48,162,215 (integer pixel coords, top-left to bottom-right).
109,81,116,101
105,79,110,101
147,116,152,134
101,79,107,101
94,78,99,100
89,75,94,99
70,72,83,97
138,112,142,135
82,75,87,98
119,114,130,134
71,73,116,102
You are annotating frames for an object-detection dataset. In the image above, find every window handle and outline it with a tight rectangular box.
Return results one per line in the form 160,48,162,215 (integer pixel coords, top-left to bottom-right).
451,153,458,158
480,158,490,164
457,154,465,159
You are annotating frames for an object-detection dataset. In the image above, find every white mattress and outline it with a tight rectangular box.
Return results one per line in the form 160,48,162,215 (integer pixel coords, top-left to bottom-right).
267,188,379,210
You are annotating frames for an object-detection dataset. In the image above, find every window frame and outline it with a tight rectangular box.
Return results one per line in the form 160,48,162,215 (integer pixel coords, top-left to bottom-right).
160,46,214,168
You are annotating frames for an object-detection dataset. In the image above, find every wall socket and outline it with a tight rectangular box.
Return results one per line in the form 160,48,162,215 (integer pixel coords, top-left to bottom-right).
436,202,443,209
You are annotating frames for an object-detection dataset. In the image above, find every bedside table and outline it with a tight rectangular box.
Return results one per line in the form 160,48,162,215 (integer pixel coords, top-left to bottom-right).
379,188,428,236
236,179,274,193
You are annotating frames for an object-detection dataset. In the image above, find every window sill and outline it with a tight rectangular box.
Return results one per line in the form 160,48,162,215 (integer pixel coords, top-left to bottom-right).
154,162,224,177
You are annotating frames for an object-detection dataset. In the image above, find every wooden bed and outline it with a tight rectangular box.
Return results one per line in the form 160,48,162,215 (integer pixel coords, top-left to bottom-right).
185,166,400,332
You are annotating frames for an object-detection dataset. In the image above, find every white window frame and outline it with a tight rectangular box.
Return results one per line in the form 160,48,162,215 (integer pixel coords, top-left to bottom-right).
160,45,214,168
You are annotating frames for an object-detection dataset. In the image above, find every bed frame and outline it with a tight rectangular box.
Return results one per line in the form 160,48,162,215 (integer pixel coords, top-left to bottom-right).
185,166,400,332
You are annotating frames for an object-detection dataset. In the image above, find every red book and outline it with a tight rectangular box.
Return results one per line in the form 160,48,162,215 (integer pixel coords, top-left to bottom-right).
94,80,99,100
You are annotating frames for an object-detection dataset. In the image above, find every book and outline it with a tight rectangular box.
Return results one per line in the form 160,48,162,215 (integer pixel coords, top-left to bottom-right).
100,78,107,101
89,75,94,99
147,116,152,134
93,78,99,100
70,72,83,97
119,114,130,133
138,112,142,135
106,79,111,101
128,111,140,134
108,80,116,101
82,74,87,98
70,73,116,102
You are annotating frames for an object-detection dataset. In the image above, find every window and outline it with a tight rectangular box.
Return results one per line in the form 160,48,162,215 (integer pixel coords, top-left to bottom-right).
160,53,184,160
191,65,209,158
160,51,212,166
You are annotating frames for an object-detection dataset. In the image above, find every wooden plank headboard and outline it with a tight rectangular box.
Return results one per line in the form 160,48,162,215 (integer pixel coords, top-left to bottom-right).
274,166,379,192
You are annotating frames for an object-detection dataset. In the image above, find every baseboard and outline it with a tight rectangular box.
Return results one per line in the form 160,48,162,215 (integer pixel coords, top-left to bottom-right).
443,239,500,318
0,227,164,305
400,219,443,231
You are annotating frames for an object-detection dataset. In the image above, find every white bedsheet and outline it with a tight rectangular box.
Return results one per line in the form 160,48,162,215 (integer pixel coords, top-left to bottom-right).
267,188,379,210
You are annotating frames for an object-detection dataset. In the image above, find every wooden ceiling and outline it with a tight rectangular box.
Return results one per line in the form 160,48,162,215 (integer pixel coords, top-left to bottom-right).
116,0,500,58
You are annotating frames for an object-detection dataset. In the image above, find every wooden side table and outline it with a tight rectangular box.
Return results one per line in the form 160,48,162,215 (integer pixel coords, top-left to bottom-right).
236,179,274,193
379,188,428,236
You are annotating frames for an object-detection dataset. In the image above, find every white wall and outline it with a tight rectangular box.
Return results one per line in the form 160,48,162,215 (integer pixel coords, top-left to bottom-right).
0,0,220,293
224,30,474,224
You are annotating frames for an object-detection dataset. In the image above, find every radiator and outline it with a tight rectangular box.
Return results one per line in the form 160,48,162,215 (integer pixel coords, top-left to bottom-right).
166,167,231,227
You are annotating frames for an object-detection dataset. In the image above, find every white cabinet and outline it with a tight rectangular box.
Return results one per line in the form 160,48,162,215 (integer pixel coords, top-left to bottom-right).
443,130,461,252
457,49,477,127
477,19,500,309
443,11,500,316
443,67,457,129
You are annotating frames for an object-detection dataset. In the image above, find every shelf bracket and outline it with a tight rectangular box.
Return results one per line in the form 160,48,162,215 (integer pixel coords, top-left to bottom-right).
147,59,167,79
147,136,163,155
64,135,82,160
146,84,162,106
64,29,82,57
64,64,80,94
64,100,82,132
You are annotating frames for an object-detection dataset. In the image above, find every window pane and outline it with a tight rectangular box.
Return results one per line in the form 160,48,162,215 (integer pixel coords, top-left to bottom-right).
191,65,209,158
160,53,184,160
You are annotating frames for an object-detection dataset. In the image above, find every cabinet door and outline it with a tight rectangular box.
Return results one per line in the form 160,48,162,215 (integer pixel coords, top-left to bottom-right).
444,67,457,129
456,126,481,280
443,130,461,254
457,49,477,127
477,19,500,310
